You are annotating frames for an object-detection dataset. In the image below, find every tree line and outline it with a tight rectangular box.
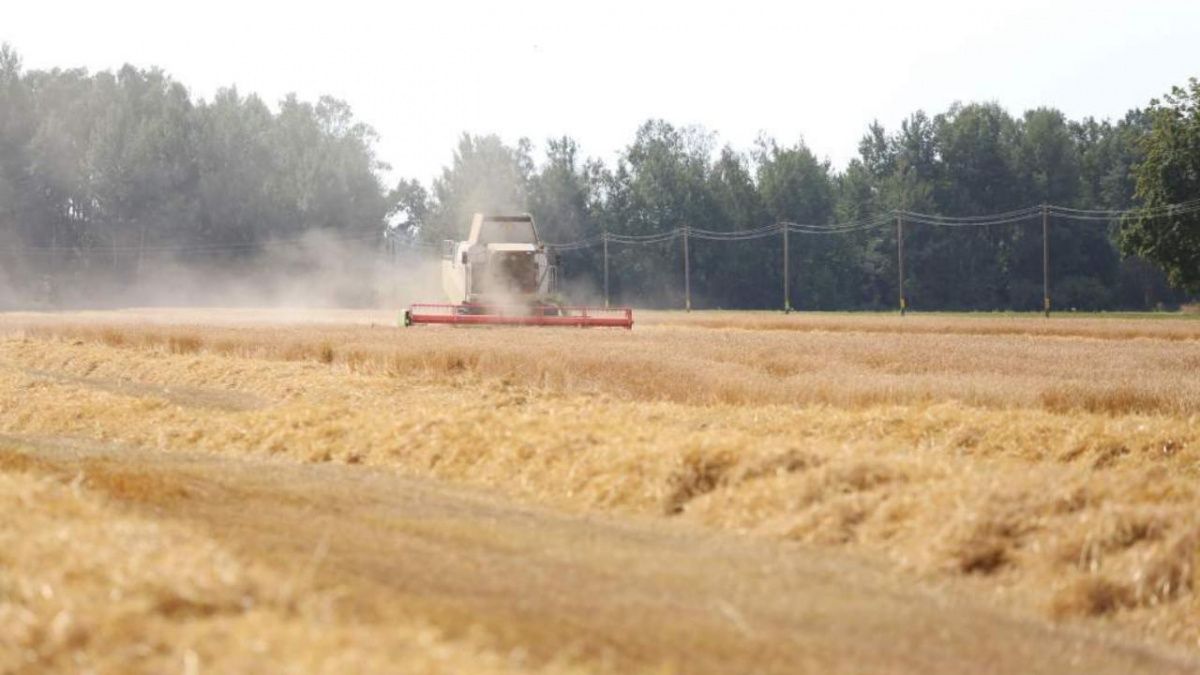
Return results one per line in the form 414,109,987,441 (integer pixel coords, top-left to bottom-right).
0,44,387,305
416,105,1196,311
1,43,1196,310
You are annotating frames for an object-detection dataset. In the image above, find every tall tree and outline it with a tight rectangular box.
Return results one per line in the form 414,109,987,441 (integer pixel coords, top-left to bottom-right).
387,178,430,233
605,121,717,306
194,88,276,247
425,134,531,242
756,137,852,308
528,136,592,244
1121,78,1200,293
704,146,770,307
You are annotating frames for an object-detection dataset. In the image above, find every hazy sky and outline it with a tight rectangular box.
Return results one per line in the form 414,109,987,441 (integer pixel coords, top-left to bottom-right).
4,1,1198,185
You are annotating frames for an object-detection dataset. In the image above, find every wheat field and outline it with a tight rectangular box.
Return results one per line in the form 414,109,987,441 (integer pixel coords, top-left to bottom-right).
1,308,1199,671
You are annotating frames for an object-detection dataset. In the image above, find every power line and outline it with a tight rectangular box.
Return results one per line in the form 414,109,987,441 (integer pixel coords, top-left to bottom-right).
1049,198,1200,217
786,215,895,234
900,205,1043,223
898,212,1040,227
538,199,1198,249
4,198,1195,256
1049,201,1200,221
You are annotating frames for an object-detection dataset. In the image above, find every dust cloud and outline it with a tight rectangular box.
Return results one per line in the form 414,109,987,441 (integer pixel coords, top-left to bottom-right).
0,230,444,311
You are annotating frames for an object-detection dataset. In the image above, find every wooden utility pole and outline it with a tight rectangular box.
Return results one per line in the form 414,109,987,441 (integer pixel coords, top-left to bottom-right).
136,226,146,282
896,213,906,316
782,223,792,313
1042,204,1050,318
682,226,691,312
602,231,610,309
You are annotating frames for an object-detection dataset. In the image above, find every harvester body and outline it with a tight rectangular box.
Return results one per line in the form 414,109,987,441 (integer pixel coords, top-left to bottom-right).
442,215,555,306
405,214,632,329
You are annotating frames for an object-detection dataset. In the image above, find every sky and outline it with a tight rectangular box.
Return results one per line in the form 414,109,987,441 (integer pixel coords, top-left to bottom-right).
3,0,1199,186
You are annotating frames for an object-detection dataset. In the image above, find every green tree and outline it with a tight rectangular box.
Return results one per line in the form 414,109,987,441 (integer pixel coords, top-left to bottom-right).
82,66,199,280
194,88,277,247
1015,108,1116,310
755,137,852,308
387,178,430,231
613,120,717,307
705,146,770,307
266,95,387,236
528,136,592,244
1121,78,1200,292
426,134,531,242
525,137,603,297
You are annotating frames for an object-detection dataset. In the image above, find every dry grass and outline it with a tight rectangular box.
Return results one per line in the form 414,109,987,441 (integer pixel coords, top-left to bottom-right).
2,309,1200,656
642,309,1200,340
0,463,581,674
6,308,1200,416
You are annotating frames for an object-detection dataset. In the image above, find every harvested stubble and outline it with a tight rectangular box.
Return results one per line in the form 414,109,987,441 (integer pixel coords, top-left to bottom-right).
640,309,1200,341
0,466,577,675
1,309,1200,654
9,308,1200,416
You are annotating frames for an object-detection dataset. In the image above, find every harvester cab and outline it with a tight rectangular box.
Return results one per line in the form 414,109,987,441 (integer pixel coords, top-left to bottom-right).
405,213,633,328
442,214,556,307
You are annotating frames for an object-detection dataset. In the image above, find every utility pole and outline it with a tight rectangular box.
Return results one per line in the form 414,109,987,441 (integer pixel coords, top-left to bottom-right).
782,223,792,313
682,226,691,312
896,213,906,316
392,229,400,307
136,226,146,282
1042,204,1050,318
602,231,610,309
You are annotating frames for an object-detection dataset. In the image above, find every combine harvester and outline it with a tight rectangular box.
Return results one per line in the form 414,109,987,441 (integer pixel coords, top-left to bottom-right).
405,214,633,329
